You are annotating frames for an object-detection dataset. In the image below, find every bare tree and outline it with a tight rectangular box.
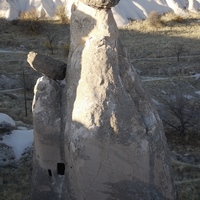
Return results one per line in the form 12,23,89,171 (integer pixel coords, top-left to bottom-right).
44,30,57,55
42,22,58,55
160,92,199,135
173,43,185,61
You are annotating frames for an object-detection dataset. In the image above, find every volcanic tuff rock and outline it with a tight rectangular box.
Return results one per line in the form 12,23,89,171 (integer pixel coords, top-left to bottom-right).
31,76,67,199
30,0,176,199
27,51,66,80
80,0,120,8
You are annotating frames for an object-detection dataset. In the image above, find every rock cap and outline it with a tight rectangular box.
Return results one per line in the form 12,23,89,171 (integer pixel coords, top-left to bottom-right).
80,0,120,9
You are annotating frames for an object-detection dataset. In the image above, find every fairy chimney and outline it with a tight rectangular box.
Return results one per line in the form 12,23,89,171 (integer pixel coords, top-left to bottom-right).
30,0,176,199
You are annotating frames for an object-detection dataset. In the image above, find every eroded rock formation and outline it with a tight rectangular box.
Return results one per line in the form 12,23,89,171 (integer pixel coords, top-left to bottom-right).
27,51,66,80
29,0,176,199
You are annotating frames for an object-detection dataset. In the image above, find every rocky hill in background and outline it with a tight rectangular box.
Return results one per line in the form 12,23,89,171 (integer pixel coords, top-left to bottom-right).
0,0,200,26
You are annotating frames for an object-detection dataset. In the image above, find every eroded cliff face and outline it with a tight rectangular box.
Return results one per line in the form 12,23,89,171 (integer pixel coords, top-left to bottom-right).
30,0,176,199
2,0,200,24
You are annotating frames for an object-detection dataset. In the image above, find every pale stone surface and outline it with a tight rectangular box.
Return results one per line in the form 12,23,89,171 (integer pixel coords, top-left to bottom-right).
63,1,176,199
27,51,66,80
32,76,63,170
31,0,176,199
31,76,67,199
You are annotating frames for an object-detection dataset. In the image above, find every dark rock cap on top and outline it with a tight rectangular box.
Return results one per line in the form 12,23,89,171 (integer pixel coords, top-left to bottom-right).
80,0,120,9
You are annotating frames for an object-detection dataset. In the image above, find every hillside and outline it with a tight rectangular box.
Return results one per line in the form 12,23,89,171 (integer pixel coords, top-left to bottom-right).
0,0,200,26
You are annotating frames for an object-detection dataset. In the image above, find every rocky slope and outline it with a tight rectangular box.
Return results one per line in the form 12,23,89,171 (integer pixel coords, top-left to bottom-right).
0,0,200,26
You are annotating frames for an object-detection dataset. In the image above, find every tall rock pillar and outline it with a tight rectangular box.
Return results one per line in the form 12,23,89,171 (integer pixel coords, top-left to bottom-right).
64,0,176,200
30,0,176,199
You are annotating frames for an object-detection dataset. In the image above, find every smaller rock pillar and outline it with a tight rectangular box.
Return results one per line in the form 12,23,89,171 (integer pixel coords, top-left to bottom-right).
30,77,66,200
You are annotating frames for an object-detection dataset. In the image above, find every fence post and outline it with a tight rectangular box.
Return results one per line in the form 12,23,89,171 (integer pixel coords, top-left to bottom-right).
23,70,28,117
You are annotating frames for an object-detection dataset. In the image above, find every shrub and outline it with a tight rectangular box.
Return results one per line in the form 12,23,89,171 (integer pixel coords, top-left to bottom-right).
55,6,69,24
40,10,46,19
19,9,39,21
160,91,200,135
18,9,42,34
62,43,70,57
172,15,184,23
172,43,186,61
44,40,56,55
11,19,20,26
147,11,163,28
43,30,57,54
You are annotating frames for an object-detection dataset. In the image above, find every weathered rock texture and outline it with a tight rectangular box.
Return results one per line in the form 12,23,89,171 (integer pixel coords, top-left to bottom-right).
80,0,120,8
31,76,67,199
30,0,176,200
27,51,66,80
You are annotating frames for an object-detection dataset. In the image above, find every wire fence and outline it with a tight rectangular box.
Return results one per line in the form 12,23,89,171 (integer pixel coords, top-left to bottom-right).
0,70,38,117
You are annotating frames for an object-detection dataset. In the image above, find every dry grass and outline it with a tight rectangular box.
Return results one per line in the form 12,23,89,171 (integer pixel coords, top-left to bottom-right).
0,16,70,125
0,11,199,126
147,11,164,28
18,9,42,34
55,5,70,24
0,147,33,200
119,12,200,59
0,12,199,123
0,17,70,56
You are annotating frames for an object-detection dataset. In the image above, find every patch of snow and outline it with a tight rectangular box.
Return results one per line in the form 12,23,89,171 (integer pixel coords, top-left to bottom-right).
0,49,26,53
0,113,16,127
184,94,195,99
140,76,169,82
0,129,34,160
195,91,200,95
17,126,28,130
0,88,23,93
161,90,167,94
0,49,15,53
152,98,160,105
191,73,200,80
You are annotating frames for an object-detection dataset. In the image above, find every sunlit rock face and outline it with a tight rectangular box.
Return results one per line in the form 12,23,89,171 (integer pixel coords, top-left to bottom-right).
30,0,176,199
64,1,176,199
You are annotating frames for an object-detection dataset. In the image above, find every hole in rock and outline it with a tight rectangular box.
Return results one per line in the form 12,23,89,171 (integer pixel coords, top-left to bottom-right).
57,163,65,175
48,169,52,177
